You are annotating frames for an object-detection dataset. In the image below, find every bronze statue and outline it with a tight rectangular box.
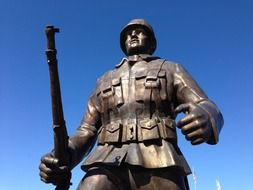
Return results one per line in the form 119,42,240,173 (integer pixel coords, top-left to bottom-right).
39,19,224,190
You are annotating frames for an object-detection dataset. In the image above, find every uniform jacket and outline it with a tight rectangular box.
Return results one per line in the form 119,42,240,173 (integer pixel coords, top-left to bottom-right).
69,54,223,175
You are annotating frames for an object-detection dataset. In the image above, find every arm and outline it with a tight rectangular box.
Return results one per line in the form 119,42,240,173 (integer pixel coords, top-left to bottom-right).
68,92,102,169
173,64,223,145
39,89,101,184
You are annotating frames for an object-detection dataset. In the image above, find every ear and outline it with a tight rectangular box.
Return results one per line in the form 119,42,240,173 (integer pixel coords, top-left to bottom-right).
146,38,154,55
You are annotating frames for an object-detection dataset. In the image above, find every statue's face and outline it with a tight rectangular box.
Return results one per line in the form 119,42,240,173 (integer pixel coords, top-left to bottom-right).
124,28,151,56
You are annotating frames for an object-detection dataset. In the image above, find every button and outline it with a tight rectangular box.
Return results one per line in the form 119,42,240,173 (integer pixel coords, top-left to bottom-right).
110,126,114,130
114,156,121,164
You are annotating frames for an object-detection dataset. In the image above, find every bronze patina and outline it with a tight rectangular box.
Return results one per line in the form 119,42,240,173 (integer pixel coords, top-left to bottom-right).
39,19,224,190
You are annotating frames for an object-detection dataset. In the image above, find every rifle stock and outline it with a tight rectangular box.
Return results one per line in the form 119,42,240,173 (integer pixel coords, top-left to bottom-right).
45,25,71,190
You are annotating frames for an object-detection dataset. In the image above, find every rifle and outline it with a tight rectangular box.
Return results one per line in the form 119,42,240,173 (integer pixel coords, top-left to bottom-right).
45,25,71,190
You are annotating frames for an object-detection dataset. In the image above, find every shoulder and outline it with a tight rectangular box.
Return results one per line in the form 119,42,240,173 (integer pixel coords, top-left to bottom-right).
162,59,186,72
96,57,128,84
115,58,127,68
152,59,190,79
96,70,114,85
163,59,178,67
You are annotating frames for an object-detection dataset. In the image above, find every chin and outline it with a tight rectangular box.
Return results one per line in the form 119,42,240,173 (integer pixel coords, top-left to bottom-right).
127,47,145,55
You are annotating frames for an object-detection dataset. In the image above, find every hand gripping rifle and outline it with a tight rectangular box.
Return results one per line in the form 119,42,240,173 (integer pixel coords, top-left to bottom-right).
45,25,71,190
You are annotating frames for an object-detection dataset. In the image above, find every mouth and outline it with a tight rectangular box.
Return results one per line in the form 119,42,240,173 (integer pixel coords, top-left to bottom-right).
130,39,138,44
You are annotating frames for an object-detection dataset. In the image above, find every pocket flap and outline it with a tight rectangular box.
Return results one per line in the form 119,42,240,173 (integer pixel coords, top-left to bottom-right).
135,70,147,79
101,81,114,98
158,70,166,78
139,119,157,129
102,83,112,93
112,78,121,86
106,123,121,133
146,69,159,80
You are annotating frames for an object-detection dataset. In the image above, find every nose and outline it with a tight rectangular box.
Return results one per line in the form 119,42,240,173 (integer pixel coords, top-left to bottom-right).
131,30,137,36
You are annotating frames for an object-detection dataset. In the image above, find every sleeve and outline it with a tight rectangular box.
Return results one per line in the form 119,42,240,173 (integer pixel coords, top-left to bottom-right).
68,87,102,169
173,64,224,144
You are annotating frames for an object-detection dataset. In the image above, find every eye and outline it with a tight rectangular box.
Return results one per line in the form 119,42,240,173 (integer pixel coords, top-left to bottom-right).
126,35,131,41
126,30,134,36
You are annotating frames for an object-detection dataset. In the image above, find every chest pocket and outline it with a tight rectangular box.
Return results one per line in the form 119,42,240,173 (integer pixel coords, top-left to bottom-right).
98,77,124,113
112,78,124,107
135,69,168,103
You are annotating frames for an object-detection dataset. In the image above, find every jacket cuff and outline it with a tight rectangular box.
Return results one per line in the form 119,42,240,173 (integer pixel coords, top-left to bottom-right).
197,100,224,144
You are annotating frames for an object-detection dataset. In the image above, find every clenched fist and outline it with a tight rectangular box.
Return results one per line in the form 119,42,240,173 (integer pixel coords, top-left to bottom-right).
39,153,71,186
175,102,213,145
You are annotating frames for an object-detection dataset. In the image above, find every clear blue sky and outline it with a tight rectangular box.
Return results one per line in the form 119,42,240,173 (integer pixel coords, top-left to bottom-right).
1,0,253,189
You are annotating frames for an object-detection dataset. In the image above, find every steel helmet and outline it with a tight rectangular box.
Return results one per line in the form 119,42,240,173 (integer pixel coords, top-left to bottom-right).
120,19,157,55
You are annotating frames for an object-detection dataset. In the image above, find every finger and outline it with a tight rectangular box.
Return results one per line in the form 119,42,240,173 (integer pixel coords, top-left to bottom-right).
180,121,200,135
39,162,53,174
40,173,58,185
185,129,202,141
177,113,195,128
40,170,50,182
191,138,205,145
40,170,58,184
39,163,64,175
174,103,190,114
39,166,62,181
40,169,69,185
40,176,51,184
181,119,207,135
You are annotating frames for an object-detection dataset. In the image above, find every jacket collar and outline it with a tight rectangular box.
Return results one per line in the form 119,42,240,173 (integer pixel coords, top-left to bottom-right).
115,54,160,68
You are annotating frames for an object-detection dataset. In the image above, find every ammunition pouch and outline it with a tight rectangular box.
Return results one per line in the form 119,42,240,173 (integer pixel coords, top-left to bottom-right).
97,117,177,144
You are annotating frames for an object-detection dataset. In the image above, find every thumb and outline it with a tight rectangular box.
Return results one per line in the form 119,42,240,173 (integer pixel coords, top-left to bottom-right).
175,103,191,114
41,155,59,167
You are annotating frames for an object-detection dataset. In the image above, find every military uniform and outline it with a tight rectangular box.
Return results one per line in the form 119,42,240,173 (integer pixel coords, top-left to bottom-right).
40,19,223,190
70,54,223,189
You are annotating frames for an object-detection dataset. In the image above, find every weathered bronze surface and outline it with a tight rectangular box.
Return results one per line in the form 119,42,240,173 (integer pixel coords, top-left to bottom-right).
40,19,223,190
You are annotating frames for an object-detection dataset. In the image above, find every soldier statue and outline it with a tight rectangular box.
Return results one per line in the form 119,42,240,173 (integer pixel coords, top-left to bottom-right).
39,19,223,190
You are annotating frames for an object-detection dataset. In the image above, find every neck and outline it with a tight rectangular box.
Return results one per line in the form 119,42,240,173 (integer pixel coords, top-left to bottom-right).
127,54,152,65
128,54,139,61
